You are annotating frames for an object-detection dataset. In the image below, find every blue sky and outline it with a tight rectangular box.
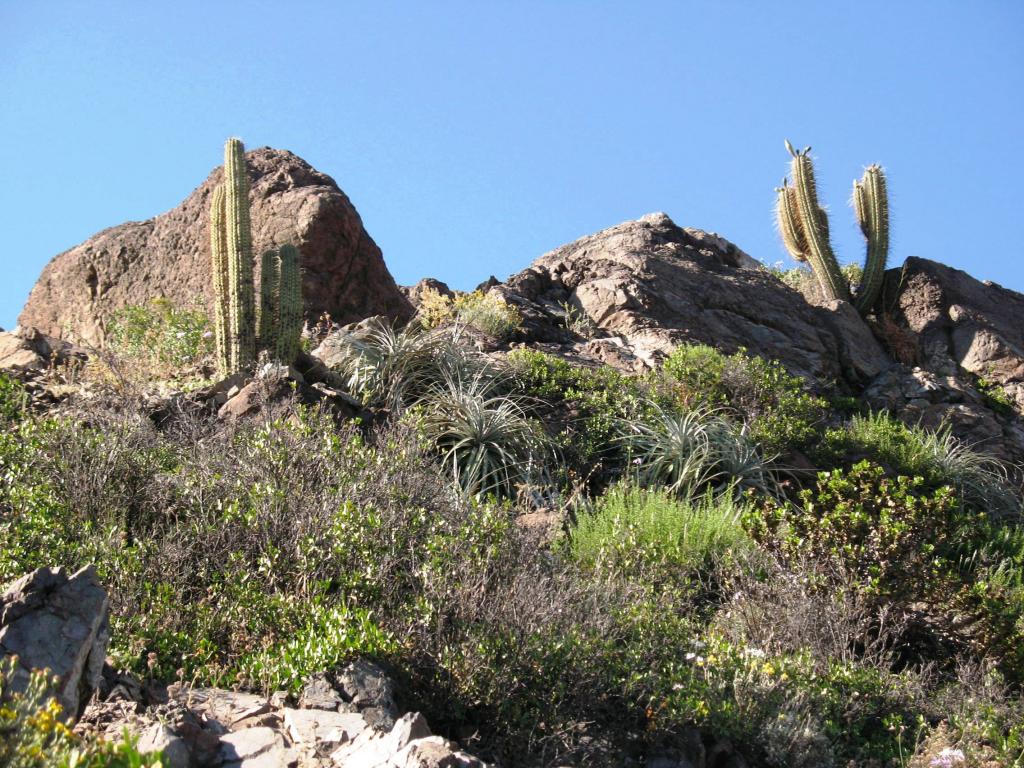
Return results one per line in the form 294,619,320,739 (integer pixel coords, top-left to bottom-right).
2,1,1022,330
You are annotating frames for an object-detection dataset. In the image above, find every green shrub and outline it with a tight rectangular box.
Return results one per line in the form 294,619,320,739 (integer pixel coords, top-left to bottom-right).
413,371,551,497
817,412,1021,519
229,603,397,694
452,290,521,340
106,298,211,378
0,374,27,423
662,344,828,454
508,349,664,483
567,485,753,584
0,658,162,768
746,461,1024,676
620,402,772,497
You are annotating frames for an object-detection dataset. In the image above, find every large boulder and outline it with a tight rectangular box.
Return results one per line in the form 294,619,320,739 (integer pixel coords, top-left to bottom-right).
19,148,413,346
0,565,110,720
883,257,1024,416
496,212,889,386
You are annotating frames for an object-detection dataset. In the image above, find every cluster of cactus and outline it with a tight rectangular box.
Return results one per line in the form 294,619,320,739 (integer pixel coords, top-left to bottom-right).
775,140,889,315
210,138,303,376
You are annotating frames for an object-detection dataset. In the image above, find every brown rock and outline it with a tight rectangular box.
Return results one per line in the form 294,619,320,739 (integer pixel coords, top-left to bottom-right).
497,212,872,385
883,257,1024,414
20,148,412,346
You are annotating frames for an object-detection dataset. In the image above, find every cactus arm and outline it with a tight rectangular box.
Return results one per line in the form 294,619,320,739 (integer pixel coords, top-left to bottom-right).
776,182,809,263
275,244,303,364
790,150,850,302
853,165,889,314
224,138,256,372
258,248,280,352
209,183,231,377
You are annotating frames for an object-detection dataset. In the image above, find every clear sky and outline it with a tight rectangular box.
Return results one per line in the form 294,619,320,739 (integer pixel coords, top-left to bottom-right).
2,1,1022,330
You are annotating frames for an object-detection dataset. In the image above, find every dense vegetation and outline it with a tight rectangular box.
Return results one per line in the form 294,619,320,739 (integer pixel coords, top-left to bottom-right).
1,301,1022,767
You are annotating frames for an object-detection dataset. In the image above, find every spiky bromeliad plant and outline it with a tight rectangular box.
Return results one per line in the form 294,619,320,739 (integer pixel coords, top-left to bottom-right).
210,138,303,376
776,140,889,316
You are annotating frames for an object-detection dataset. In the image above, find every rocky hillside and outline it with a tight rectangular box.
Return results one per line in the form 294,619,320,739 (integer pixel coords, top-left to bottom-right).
4,148,1024,768
18,148,412,346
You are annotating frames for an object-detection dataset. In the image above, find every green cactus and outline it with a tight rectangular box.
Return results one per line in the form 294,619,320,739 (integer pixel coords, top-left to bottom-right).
852,164,889,314
224,137,257,372
209,138,305,375
258,248,280,352
209,183,231,377
775,141,889,315
275,244,303,364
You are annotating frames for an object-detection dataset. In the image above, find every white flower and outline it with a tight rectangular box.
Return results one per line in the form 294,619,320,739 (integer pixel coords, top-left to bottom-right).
742,647,766,658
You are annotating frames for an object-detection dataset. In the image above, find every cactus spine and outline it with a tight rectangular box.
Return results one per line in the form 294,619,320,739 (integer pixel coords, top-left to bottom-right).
775,142,889,315
209,138,304,375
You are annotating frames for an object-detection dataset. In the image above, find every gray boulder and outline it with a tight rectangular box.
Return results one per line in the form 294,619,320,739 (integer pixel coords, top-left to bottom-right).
0,565,110,720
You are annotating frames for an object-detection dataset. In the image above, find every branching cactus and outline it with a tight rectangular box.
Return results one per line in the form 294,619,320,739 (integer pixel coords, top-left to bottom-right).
775,141,889,315
209,138,305,375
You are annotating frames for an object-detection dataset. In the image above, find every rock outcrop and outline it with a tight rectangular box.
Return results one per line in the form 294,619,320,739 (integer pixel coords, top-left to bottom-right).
19,148,412,346
0,565,110,720
495,212,889,385
858,257,1024,463
78,660,488,768
882,257,1024,415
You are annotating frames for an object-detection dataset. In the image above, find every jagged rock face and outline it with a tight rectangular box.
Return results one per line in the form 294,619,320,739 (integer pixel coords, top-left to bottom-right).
1,565,110,720
884,257,1024,415
861,257,1024,463
496,212,889,385
19,148,412,346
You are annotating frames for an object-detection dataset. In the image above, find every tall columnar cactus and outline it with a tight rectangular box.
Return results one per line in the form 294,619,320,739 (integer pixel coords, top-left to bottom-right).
209,138,305,375
851,165,889,314
224,137,257,371
275,244,303,363
209,184,231,377
775,141,889,315
258,249,280,352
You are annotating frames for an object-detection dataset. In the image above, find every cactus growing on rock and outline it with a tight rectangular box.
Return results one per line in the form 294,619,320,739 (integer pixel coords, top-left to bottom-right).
775,141,889,315
209,138,304,375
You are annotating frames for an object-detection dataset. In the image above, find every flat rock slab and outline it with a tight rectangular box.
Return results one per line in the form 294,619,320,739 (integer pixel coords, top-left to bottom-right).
283,707,368,747
219,726,290,768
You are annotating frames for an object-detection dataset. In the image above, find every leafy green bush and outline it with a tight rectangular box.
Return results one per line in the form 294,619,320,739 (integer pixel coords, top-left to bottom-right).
817,411,1021,519
0,374,27,423
746,461,1024,676
508,349,663,482
0,658,161,768
106,298,211,380
567,485,753,584
662,344,828,454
